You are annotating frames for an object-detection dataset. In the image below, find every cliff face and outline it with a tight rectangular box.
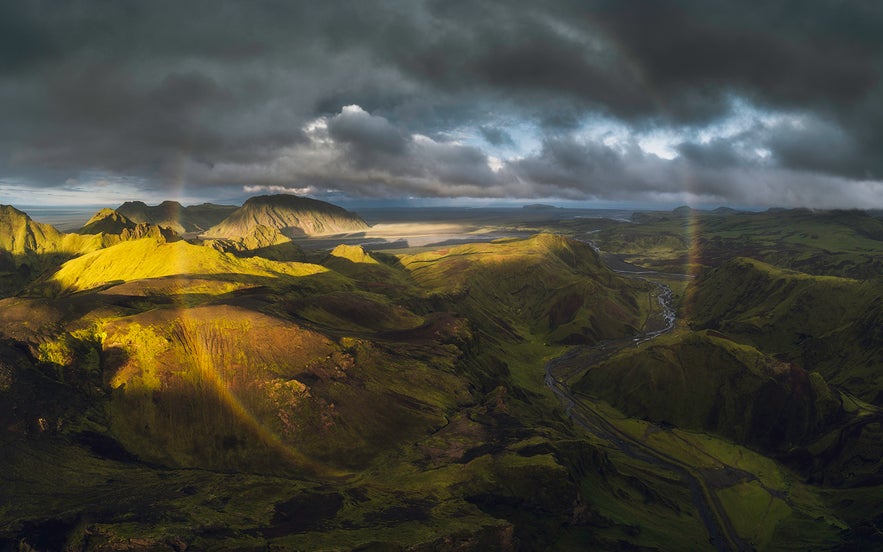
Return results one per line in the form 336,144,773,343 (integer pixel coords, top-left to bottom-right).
203,194,369,239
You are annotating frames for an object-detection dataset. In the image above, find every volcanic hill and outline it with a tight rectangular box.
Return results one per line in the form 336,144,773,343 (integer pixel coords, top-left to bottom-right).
203,194,369,239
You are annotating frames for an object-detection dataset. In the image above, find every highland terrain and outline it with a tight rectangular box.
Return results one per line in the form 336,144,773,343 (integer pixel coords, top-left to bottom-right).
0,196,881,551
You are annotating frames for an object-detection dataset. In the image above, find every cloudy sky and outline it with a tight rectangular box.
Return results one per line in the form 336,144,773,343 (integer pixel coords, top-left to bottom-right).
2,0,883,208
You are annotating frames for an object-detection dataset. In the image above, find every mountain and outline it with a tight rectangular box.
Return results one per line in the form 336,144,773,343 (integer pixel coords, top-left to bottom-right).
0,205,67,256
0,232,669,549
78,208,137,235
688,257,883,403
399,233,647,346
3,205,881,550
575,330,842,450
204,194,369,239
0,205,106,275
79,208,177,242
116,200,237,234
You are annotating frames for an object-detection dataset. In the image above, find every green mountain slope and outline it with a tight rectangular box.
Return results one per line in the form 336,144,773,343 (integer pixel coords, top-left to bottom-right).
688,257,883,403
575,330,842,451
1,213,879,551
400,234,649,346
594,208,883,277
0,231,671,549
46,237,331,294
203,224,305,261
0,205,112,296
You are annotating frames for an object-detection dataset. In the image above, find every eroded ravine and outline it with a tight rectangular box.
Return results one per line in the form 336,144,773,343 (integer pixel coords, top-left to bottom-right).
544,263,752,551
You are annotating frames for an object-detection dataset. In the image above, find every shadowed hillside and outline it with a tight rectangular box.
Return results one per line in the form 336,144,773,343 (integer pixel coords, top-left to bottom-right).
117,200,237,234
203,224,305,261
688,257,883,404
575,330,843,451
400,234,648,346
594,208,883,277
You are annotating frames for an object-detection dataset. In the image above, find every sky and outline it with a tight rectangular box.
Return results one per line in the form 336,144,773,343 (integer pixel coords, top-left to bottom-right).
2,0,883,209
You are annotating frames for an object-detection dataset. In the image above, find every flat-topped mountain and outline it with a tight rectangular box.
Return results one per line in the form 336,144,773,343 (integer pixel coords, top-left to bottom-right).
116,200,237,234
203,194,369,239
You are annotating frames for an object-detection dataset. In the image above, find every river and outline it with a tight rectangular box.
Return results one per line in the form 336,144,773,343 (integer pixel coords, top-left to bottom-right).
544,256,751,551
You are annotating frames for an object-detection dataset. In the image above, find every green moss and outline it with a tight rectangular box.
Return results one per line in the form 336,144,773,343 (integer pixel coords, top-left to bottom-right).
718,481,792,550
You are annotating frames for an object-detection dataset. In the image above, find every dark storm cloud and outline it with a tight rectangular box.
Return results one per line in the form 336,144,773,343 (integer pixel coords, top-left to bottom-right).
327,106,408,157
1,0,883,207
479,126,515,147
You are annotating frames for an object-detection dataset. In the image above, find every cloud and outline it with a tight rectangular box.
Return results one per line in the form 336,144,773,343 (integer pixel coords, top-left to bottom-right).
0,1,882,208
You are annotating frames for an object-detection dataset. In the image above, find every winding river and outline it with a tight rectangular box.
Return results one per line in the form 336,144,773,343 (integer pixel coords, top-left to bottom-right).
544,259,751,551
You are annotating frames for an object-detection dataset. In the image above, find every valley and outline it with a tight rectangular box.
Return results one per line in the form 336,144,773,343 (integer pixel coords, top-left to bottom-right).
1,196,881,550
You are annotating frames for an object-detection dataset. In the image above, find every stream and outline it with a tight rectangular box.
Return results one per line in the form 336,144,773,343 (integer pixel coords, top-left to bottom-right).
544,256,751,551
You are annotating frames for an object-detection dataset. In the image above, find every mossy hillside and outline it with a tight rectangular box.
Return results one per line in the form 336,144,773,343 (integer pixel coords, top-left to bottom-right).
0,206,110,295
321,245,417,300
688,257,869,340
400,234,649,346
47,237,335,294
1,226,877,549
575,330,842,451
293,290,426,333
203,224,306,261
99,303,473,473
595,208,883,277
689,256,883,402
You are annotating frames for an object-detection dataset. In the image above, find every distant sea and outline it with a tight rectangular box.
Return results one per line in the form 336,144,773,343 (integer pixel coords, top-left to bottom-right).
15,204,637,233
15,205,109,232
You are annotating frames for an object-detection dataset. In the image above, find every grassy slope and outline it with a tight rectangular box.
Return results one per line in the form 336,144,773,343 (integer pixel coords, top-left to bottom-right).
399,234,650,345
688,256,883,403
594,208,883,277
2,226,880,550
575,330,842,450
47,237,332,294
3,233,681,550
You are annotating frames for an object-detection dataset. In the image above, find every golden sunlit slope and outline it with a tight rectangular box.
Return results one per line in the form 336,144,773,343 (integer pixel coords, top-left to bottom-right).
204,194,369,238
0,205,105,258
100,303,472,472
399,233,648,344
203,224,305,261
79,208,137,235
48,237,332,293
